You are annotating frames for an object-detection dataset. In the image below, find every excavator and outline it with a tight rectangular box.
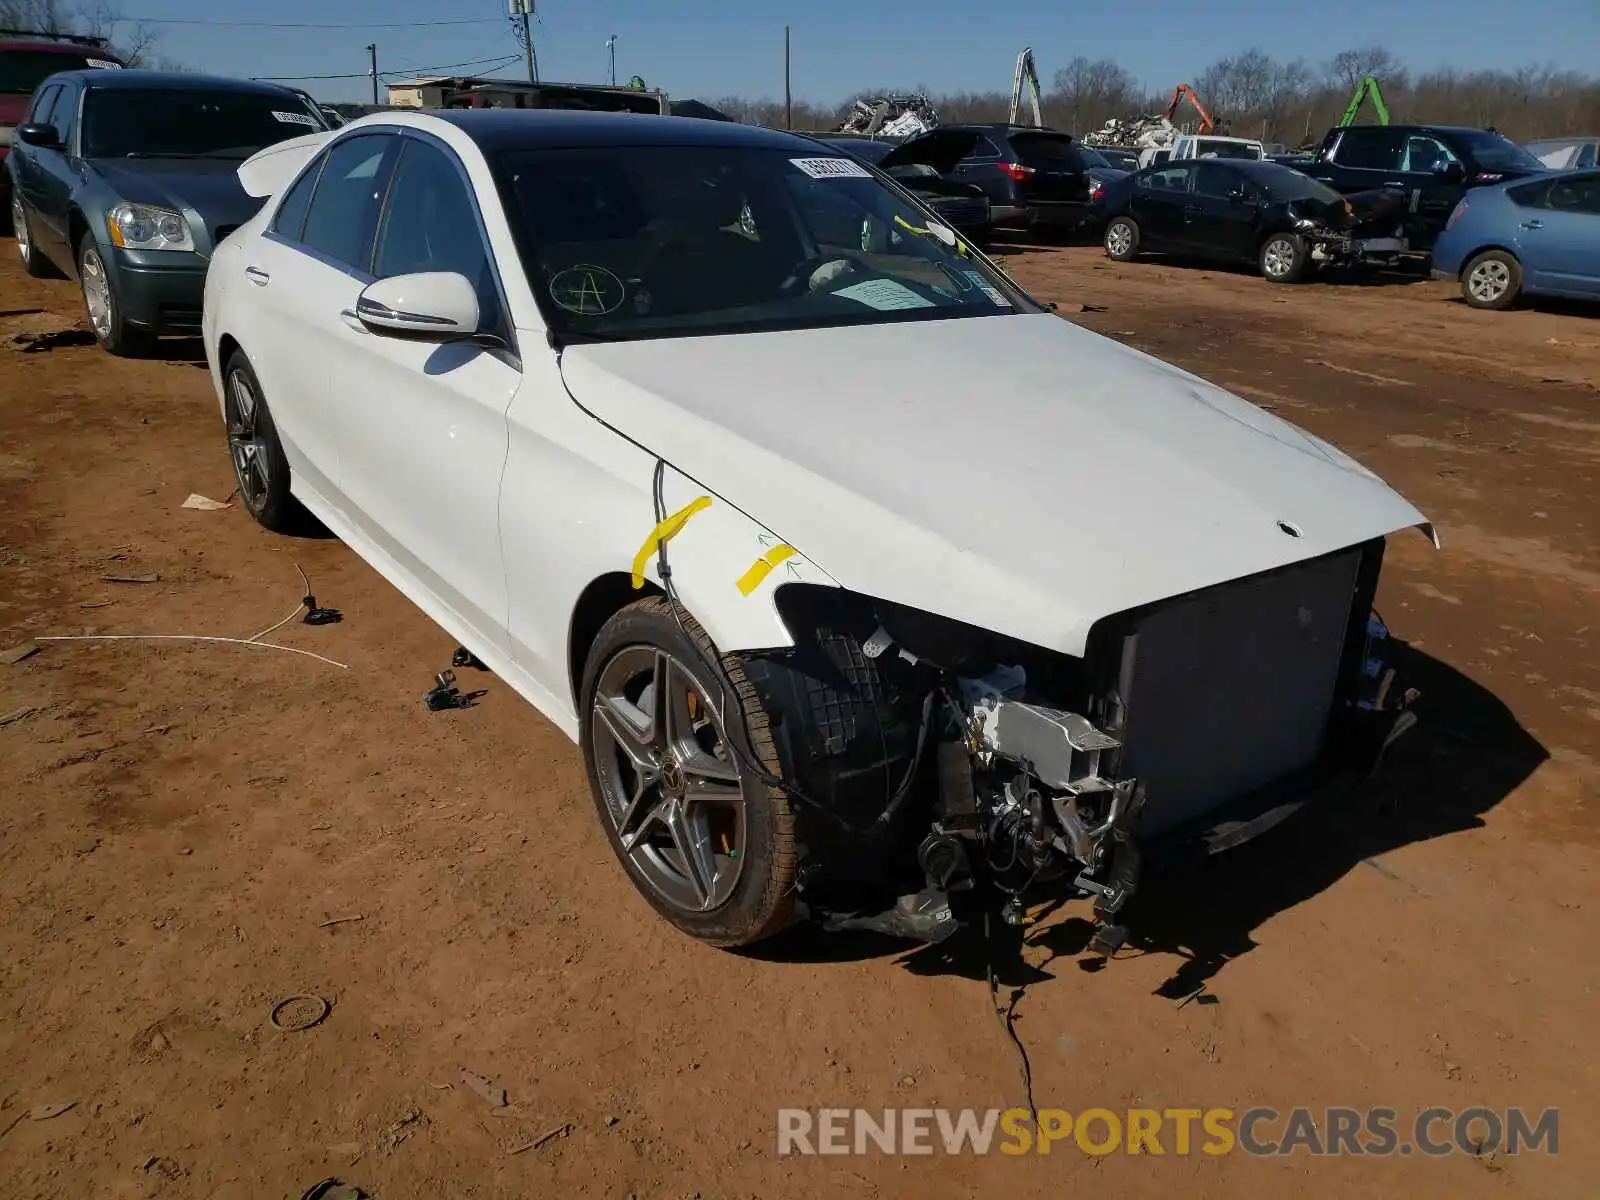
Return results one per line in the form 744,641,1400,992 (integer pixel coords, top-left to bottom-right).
1163,83,1217,134
1009,47,1042,126
1338,75,1390,126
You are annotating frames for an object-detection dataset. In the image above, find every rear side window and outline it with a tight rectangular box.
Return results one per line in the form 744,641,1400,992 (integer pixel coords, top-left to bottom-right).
0,51,92,95
1332,128,1403,170
271,156,324,240
1140,164,1191,191
298,134,394,272
1010,133,1084,170
1544,174,1600,216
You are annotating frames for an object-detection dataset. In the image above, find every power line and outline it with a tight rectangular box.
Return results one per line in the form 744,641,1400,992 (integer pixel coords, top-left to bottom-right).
253,54,523,85
116,15,504,30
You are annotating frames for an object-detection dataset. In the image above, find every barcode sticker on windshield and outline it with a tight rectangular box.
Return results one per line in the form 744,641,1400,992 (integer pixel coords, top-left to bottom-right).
272,111,318,127
790,156,872,180
85,58,123,69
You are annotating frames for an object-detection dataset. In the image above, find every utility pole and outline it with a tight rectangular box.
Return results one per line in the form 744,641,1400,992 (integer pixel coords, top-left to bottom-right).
607,34,616,86
367,42,378,105
784,26,792,130
512,0,538,84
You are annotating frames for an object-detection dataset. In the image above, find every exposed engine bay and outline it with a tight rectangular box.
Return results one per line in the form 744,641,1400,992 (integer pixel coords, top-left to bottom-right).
1291,188,1413,265
739,538,1418,950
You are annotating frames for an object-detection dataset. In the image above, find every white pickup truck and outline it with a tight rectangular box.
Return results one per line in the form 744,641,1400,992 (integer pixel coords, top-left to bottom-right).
1138,134,1266,168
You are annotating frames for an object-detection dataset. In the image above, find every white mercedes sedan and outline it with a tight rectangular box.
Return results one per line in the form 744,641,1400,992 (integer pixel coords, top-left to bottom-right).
204,109,1433,950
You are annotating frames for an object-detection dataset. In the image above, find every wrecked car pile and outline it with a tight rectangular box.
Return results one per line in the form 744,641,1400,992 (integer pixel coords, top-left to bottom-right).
1082,115,1179,150
836,93,939,138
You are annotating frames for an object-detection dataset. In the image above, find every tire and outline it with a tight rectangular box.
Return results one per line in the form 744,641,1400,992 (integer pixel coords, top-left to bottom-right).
1104,216,1140,261
1461,249,1522,310
580,596,797,948
222,351,301,533
78,234,155,356
12,192,60,279
1259,232,1309,283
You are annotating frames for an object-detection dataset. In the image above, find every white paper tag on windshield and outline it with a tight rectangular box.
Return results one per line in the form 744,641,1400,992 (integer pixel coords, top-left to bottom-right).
965,270,1012,306
272,110,319,127
790,156,872,180
86,58,123,69
834,279,935,310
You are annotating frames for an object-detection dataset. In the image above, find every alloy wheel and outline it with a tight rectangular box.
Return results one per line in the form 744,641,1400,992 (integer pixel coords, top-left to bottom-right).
225,370,271,508
590,644,748,914
1106,222,1132,257
80,247,113,339
1468,259,1510,304
1263,238,1296,279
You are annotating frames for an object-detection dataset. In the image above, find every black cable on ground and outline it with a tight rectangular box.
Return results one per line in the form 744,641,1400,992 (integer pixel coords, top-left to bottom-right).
985,909,1038,1125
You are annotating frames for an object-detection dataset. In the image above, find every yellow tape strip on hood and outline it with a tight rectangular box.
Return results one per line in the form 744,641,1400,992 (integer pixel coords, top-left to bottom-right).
631,495,712,589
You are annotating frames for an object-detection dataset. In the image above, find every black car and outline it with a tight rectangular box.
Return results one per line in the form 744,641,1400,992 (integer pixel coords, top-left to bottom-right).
1097,158,1409,283
6,69,329,354
888,123,1098,234
1304,124,1547,252
823,133,991,238
1090,146,1140,171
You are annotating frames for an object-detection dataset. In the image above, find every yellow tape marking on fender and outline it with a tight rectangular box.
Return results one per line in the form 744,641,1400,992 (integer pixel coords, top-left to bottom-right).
735,543,797,596
631,496,712,589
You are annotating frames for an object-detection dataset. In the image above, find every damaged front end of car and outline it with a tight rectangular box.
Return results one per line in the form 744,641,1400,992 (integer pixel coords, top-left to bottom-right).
1289,189,1412,266
736,537,1419,951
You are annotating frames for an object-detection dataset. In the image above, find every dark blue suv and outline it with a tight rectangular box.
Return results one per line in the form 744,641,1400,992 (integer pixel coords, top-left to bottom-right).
908,123,1097,235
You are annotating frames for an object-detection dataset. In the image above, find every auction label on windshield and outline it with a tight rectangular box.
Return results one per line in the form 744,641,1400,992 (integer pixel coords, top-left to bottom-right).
790,157,872,180
272,111,319,127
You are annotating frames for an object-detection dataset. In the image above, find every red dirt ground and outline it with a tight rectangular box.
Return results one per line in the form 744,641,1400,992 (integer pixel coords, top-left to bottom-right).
1,240,1596,1199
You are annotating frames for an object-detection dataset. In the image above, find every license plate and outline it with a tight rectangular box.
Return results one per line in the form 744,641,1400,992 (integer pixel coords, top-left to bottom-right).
1357,237,1407,253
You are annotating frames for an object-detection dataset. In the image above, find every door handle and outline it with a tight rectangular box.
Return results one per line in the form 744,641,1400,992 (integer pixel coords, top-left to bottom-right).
244,265,271,285
1519,219,1544,230
339,308,369,333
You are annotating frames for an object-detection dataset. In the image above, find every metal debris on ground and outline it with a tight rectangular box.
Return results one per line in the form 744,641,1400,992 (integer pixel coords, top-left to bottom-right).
317,914,365,929
423,669,485,711
10,328,97,353
509,1122,573,1155
301,1179,367,1200
270,994,332,1032
1,641,40,666
460,1070,507,1108
101,572,159,584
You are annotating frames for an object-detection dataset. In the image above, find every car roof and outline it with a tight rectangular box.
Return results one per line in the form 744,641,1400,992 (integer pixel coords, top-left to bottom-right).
43,68,300,97
426,108,831,153
939,122,1069,137
0,38,118,56
1340,123,1497,137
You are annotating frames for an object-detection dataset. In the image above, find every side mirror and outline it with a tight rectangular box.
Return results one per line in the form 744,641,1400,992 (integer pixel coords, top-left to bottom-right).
17,123,62,148
356,272,480,341
1434,161,1466,183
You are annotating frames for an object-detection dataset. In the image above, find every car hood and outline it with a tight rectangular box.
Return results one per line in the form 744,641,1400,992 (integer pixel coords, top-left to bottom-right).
87,157,262,229
559,314,1431,657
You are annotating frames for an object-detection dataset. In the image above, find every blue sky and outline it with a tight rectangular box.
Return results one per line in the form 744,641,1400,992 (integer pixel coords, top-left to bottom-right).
116,0,1599,106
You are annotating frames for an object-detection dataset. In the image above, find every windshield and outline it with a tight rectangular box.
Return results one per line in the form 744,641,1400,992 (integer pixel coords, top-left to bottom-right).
1258,168,1342,204
82,88,324,159
1195,139,1262,160
496,144,1035,342
0,48,107,94
1456,130,1544,173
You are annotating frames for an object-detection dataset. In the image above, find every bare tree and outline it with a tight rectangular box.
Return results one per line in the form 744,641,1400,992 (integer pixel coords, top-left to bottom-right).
0,0,157,65
1050,56,1139,134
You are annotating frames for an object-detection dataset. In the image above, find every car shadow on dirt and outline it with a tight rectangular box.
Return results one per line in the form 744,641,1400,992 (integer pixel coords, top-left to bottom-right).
756,641,1545,998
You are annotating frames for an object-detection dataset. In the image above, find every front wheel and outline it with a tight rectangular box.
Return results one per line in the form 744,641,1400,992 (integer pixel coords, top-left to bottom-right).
1104,216,1140,261
78,235,155,356
1259,233,1309,283
580,597,797,947
1461,250,1522,310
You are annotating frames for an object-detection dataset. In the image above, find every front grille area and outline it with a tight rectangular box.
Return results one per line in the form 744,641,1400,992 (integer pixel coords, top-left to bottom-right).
1112,547,1365,835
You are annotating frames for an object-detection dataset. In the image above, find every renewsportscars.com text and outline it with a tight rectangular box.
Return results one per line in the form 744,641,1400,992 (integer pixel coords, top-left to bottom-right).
776,1106,1559,1157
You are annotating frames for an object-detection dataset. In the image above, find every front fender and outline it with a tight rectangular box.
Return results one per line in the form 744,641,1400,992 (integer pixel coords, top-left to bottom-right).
629,460,839,654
